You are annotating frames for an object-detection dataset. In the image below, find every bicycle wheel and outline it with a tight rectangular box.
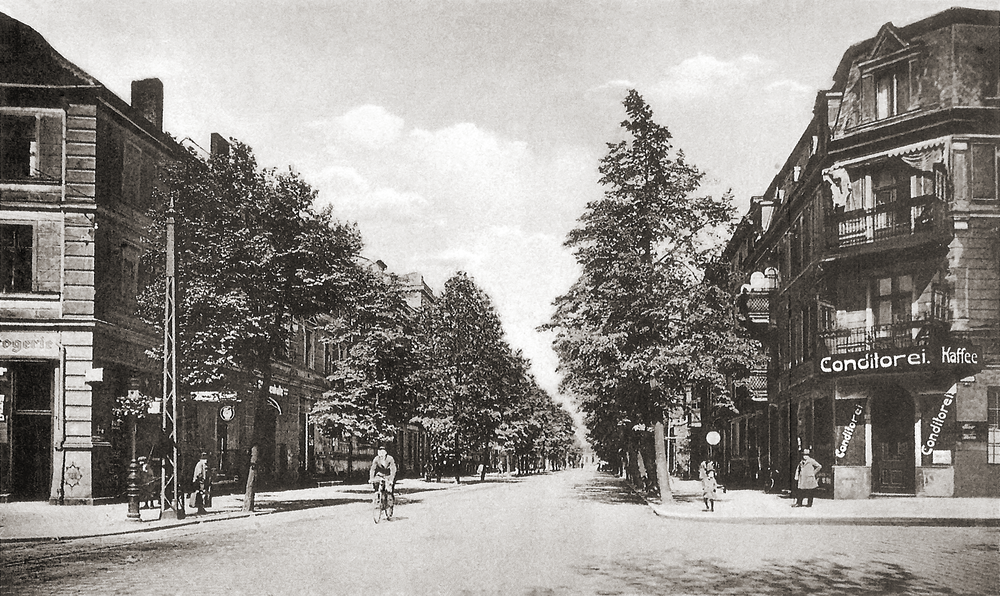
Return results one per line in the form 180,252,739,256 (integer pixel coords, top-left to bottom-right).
373,490,382,523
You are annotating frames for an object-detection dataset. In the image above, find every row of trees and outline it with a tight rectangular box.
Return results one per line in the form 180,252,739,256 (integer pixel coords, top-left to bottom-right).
544,90,762,499
138,140,577,510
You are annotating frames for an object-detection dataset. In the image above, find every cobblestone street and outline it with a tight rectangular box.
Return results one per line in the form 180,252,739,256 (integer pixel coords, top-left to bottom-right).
2,468,997,595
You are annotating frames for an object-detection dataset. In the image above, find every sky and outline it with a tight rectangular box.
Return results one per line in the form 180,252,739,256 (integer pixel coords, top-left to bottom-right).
4,0,996,412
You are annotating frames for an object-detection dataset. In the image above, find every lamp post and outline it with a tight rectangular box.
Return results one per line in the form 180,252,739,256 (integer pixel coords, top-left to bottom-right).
125,378,142,521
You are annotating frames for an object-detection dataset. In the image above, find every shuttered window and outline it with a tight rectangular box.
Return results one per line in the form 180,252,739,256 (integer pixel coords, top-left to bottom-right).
0,112,62,182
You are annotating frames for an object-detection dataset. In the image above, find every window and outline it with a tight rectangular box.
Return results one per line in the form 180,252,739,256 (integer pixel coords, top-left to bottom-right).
0,114,36,180
989,387,999,464
0,224,32,293
120,246,139,307
875,64,909,120
971,144,998,202
304,328,314,368
0,112,61,183
873,167,910,206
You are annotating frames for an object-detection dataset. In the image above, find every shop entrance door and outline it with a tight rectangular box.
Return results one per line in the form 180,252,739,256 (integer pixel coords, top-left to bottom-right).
10,363,54,500
871,385,915,494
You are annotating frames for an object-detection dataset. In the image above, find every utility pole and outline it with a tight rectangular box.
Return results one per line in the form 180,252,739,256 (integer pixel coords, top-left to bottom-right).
161,201,184,519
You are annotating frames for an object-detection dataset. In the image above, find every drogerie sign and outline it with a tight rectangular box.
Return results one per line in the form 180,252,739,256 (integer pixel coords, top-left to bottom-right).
818,345,981,376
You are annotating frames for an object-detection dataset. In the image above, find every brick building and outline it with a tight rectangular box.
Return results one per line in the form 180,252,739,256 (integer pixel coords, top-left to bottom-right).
721,8,999,498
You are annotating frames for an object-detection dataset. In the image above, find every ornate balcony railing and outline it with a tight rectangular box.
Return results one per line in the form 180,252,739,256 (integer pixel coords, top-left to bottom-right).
746,369,768,401
739,292,771,325
833,194,942,249
818,315,949,355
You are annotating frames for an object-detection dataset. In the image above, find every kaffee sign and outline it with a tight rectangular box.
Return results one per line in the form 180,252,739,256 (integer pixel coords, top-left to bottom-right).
818,344,982,377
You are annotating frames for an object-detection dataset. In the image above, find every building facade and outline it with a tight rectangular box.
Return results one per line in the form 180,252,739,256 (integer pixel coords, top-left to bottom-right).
721,8,999,498
1,13,184,503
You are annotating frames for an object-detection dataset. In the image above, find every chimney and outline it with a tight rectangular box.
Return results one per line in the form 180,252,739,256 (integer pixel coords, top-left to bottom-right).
131,78,163,130
210,133,231,158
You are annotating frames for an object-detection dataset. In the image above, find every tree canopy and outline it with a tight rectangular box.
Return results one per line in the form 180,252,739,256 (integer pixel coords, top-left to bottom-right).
139,140,364,509
545,90,760,490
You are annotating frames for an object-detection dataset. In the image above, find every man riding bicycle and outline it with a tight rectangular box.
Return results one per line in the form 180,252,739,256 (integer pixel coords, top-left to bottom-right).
370,446,397,498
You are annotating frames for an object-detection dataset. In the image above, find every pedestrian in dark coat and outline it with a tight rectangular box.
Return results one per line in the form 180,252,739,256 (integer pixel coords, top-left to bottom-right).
793,449,822,507
192,452,211,514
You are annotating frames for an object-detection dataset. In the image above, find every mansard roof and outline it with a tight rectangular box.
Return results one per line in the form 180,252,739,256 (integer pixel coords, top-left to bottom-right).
830,7,999,89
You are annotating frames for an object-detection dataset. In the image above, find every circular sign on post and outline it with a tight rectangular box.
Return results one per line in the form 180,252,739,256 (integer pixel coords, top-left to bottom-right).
219,405,235,422
705,431,721,446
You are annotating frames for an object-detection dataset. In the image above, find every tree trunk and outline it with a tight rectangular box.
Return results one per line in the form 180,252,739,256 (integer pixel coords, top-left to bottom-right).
242,367,273,512
480,442,488,481
654,418,672,501
454,434,461,484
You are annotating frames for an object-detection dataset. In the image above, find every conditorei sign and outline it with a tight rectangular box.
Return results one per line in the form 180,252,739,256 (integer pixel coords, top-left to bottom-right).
818,345,982,377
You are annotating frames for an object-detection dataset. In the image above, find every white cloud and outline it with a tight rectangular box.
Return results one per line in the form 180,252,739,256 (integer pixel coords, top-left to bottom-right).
656,53,774,102
301,104,595,398
587,79,636,95
331,105,405,150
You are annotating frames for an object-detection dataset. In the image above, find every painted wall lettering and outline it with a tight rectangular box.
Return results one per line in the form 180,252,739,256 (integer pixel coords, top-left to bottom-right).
921,391,955,455
0,337,55,353
835,404,864,459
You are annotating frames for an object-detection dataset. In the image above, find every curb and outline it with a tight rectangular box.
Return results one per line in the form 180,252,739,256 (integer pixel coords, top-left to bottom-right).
1,510,263,544
627,481,1000,527
648,505,1000,527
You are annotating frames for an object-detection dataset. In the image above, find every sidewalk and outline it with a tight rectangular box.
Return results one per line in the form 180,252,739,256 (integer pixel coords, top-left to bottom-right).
641,479,1000,526
0,477,455,543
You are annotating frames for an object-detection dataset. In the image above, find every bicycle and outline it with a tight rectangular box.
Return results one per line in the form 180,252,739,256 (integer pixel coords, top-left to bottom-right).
372,476,394,523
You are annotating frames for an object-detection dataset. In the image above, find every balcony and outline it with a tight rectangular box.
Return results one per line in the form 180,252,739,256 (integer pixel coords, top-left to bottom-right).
746,369,768,401
819,315,949,355
833,194,943,250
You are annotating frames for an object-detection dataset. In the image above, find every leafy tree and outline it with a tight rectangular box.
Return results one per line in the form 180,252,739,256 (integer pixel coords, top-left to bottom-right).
310,265,429,457
139,141,363,511
546,90,758,500
415,272,508,481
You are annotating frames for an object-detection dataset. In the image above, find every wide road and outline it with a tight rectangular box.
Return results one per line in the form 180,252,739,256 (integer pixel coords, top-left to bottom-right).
3,468,997,595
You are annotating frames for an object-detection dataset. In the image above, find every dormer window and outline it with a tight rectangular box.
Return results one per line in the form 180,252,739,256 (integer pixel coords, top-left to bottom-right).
875,62,910,120
856,24,921,126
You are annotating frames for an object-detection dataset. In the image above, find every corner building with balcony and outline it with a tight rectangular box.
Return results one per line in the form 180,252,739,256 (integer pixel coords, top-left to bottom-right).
724,8,999,499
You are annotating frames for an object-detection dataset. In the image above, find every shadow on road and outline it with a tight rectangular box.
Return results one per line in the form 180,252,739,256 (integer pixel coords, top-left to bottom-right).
580,555,944,596
572,473,647,505
255,497,360,513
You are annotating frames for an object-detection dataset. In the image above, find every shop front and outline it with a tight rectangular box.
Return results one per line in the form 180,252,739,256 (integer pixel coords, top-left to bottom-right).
820,342,983,499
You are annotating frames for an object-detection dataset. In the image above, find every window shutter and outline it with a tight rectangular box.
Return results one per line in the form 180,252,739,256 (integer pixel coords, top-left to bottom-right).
38,113,63,182
900,61,913,112
861,75,875,123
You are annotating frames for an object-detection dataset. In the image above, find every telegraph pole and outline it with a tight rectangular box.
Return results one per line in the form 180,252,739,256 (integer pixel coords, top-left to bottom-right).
161,200,184,519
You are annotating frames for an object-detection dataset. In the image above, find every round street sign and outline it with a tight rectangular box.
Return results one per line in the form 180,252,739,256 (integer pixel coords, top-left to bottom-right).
706,431,721,446
219,405,235,422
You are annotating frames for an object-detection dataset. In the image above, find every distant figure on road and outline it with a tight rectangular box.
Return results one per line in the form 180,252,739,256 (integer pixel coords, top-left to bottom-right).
699,460,717,512
793,449,822,507
192,452,211,514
